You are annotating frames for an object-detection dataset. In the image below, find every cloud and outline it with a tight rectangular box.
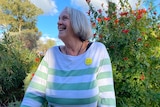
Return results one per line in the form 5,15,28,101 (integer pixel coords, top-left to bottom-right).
71,0,89,10
40,34,64,45
29,0,58,15
71,0,142,11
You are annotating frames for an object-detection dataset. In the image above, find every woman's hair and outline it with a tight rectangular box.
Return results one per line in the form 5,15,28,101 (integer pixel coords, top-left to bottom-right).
65,7,93,41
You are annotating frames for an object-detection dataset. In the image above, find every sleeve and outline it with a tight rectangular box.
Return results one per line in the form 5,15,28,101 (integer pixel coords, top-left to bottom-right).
97,46,116,107
20,52,49,107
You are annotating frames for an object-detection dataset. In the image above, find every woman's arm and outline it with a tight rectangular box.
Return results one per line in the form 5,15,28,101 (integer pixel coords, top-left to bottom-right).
97,46,116,107
20,57,48,107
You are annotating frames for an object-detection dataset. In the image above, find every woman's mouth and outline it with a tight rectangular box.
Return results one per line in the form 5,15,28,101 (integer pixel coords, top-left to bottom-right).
58,26,66,31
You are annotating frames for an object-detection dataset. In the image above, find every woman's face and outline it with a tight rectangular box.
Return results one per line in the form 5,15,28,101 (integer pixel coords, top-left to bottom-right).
57,9,74,40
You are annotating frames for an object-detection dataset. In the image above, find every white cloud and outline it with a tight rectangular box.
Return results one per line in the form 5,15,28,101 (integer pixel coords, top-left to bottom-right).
40,34,64,45
71,0,142,12
71,0,89,10
29,0,58,15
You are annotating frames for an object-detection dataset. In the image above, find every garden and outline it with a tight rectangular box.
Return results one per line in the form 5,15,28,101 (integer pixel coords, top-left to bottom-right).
0,0,160,106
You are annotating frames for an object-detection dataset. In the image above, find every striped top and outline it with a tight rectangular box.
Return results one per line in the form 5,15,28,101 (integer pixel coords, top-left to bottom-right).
21,42,116,107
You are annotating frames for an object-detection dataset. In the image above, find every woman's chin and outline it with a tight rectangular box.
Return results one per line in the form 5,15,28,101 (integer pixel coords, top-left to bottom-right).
58,34,66,40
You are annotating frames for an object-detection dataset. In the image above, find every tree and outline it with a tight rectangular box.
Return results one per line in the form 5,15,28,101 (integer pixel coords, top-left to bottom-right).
0,0,44,105
0,0,43,50
36,38,56,55
0,0,42,32
0,33,36,105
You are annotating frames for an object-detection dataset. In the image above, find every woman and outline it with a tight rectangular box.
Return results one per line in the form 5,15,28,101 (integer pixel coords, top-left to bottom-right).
21,7,116,107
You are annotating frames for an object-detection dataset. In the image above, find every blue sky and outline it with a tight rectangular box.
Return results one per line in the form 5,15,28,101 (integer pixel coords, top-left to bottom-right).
31,0,90,45
30,0,159,45
1,0,159,44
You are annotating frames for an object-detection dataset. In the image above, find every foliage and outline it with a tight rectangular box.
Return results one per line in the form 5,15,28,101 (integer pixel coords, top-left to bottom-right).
20,30,42,50
36,38,56,54
23,54,43,91
86,0,160,106
0,0,46,105
7,97,21,107
7,101,21,107
0,0,43,32
0,33,36,105
10,30,42,50
0,0,43,50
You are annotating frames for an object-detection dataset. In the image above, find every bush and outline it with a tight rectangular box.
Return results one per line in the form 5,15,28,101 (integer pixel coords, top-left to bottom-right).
86,0,160,106
23,54,43,91
7,98,21,107
0,33,36,105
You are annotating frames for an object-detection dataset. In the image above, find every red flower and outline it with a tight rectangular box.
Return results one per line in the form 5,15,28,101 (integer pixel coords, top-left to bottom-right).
137,9,146,15
99,34,103,39
140,73,145,80
98,9,102,13
136,14,143,20
86,0,90,3
122,29,129,34
35,57,40,62
153,12,157,15
158,24,160,29
110,45,114,49
93,33,96,38
104,17,110,21
32,73,35,77
114,19,119,24
135,9,147,20
123,57,128,61
137,38,142,42
120,24,124,27
141,32,146,36
30,73,35,80
97,18,102,22
148,8,151,11
120,12,128,16
144,43,149,47
87,10,90,16
91,22,96,28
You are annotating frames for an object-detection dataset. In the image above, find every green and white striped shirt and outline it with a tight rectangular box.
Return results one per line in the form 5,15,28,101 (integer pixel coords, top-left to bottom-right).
21,42,116,107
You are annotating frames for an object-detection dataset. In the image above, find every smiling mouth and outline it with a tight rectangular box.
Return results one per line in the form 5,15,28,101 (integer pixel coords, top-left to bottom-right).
58,26,66,31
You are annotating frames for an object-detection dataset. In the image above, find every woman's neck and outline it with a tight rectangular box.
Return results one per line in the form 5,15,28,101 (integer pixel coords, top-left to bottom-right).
63,40,89,56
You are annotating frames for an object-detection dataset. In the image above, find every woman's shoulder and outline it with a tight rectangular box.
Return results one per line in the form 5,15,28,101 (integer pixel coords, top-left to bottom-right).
47,45,58,51
44,45,60,55
92,42,106,49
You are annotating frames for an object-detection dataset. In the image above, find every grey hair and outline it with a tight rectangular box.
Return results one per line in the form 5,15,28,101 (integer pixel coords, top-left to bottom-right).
65,7,93,41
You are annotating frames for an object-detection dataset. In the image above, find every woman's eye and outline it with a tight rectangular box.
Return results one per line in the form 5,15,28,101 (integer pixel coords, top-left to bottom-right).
58,15,69,21
62,16,69,20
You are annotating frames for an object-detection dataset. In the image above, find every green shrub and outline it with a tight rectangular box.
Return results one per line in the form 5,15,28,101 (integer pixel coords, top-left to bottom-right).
7,98,21,107
0,33,36,105
23,55,43,91
87,0,160,106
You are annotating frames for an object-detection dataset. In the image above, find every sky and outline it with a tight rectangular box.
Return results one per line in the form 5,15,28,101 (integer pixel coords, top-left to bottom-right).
30,0,90,45
29,0,159,45
1,0,159,44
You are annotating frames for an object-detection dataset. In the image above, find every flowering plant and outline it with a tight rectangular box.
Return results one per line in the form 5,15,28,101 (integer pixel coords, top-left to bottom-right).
86,0,160,106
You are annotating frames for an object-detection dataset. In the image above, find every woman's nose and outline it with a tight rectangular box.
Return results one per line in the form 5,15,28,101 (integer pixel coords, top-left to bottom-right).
57,19,62,25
